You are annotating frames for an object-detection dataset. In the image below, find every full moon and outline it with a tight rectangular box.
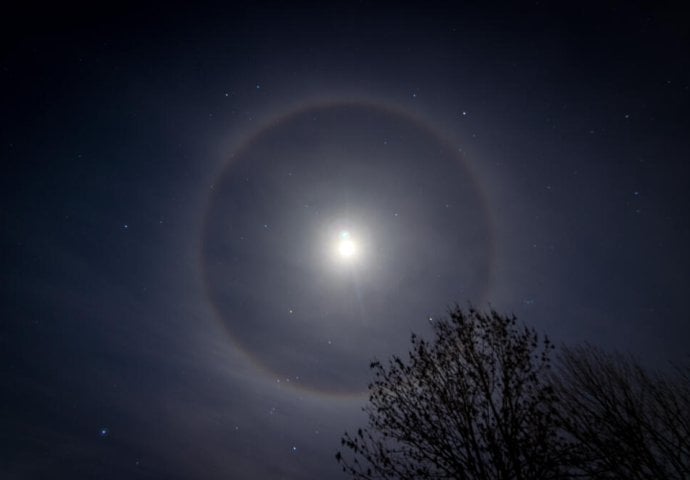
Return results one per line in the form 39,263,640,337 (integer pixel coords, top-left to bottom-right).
336,230,357,260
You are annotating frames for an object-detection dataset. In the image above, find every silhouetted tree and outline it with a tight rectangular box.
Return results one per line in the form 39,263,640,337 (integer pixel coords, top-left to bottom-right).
554,345,690,479
336,307,570,480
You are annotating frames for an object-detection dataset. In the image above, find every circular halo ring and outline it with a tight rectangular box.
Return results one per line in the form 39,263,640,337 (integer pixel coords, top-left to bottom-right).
199,99,495,402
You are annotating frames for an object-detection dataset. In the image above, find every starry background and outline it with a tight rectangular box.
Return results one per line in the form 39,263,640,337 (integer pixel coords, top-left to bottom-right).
1,2,688,478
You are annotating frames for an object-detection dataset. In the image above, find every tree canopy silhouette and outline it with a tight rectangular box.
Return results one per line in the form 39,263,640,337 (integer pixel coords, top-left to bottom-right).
336,307,569,480
554,345,690,479
336,307,690,479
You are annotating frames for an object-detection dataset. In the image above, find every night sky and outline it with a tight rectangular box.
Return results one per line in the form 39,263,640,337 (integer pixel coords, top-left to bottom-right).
2,2,689,478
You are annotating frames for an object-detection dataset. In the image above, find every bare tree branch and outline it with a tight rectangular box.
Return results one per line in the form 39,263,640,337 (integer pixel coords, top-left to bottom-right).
337,307,569,480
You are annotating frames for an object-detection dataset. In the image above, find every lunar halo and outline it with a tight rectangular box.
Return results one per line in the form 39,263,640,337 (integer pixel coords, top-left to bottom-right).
200,99,494,399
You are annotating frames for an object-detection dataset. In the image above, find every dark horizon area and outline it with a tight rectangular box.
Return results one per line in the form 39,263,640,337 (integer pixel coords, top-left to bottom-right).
2,2,688,478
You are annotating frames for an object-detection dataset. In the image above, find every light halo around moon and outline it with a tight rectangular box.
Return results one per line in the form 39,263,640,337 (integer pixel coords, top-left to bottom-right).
200,99,494,399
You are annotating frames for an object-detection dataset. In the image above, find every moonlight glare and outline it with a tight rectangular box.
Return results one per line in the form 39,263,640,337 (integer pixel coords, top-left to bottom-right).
336,230,357,260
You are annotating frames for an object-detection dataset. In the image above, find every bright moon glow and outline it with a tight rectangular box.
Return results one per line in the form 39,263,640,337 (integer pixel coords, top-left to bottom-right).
336,231,357,260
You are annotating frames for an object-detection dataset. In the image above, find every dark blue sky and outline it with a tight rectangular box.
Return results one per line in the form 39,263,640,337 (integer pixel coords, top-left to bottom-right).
2,2,688,478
